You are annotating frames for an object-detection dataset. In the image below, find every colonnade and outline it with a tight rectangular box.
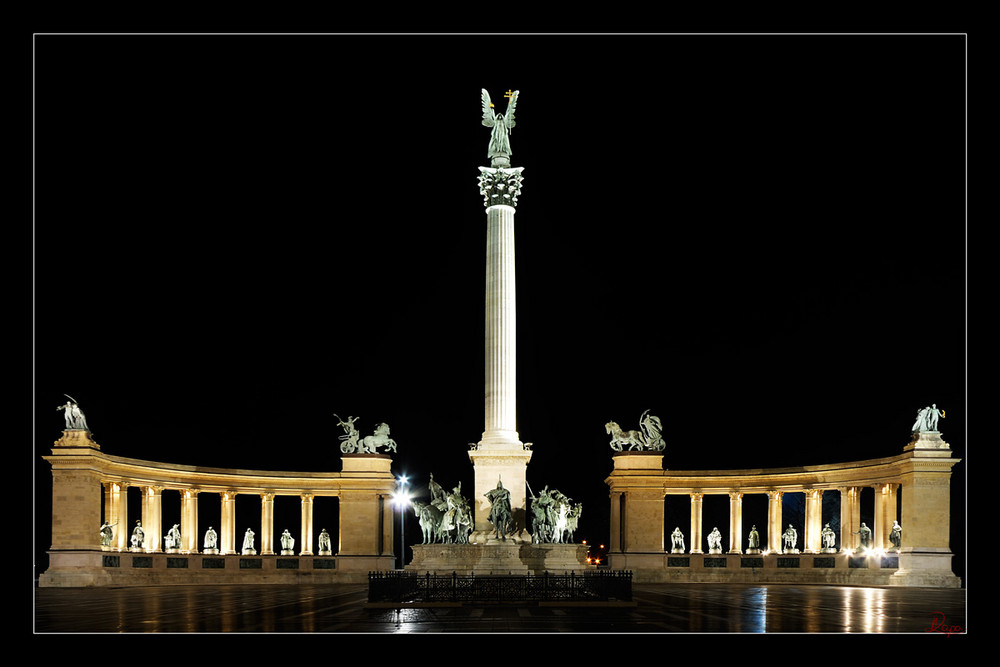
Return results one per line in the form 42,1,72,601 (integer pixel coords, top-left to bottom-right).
40,429,398,586
676,484,898,555
103,483,329,556
605,437,961,587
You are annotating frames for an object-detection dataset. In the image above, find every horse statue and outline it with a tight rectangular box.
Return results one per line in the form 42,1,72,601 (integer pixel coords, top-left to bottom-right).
412,501,445,544
562,502,583,543
605,421,645,451
359,422,397,453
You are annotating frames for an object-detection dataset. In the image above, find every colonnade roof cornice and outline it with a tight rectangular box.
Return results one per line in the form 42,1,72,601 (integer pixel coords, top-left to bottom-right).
605,451,948,492
50,451,395,494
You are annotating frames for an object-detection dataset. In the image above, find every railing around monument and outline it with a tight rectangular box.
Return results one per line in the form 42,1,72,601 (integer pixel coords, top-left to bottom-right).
368,570,633,604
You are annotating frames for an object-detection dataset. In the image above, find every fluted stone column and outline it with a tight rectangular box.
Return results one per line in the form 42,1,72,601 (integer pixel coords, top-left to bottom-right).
767,491,783,553
689,493,704,554
221,491,237,555
142,486,162,552
300,494,314,555
181,489,198,553
107,482,127,551
841,486,860,551
874,483,898,550
261,493,275,555
469,166,532,541
804,489,823,553
728,491,743,554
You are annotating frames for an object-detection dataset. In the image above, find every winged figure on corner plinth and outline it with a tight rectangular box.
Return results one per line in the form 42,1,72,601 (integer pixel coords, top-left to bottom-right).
482,89,519,166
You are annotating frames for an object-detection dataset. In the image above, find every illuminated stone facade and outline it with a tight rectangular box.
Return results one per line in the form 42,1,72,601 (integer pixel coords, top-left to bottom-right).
40,430,396,587
606,433,961,587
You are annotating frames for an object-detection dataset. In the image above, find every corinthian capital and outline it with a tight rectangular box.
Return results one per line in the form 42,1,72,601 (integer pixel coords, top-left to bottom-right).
478,166,524,208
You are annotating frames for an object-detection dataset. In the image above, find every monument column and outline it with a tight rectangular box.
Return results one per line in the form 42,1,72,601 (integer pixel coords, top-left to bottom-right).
468,91,531,542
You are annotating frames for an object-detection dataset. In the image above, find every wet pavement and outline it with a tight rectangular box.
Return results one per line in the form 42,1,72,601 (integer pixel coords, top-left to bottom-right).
33,583,967,634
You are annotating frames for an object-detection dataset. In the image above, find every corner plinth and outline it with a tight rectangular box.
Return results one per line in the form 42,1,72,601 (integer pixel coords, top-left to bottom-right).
340,453,394,475
611,451,665,471
52,429,100,452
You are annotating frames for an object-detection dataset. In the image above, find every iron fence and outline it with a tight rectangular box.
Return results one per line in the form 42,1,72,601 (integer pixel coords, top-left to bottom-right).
368,570,632,603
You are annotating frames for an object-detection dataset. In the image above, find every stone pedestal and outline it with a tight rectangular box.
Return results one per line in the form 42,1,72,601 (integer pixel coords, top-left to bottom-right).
407,542,592,575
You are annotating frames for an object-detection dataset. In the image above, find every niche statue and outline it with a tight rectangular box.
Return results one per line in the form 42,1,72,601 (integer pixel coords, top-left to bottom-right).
746,525,760,554
204,526,219,553
242,528,256,555
707,527,723,554
280,529,295,555
782,524,799,554
821,523,837,553
670,527,686,553
164,524,181,551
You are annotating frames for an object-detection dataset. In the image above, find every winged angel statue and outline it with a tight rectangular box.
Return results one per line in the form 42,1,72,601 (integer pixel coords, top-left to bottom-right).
482,89,519,167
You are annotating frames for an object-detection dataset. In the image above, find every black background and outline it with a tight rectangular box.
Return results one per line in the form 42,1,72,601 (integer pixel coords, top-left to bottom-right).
33,34,966,582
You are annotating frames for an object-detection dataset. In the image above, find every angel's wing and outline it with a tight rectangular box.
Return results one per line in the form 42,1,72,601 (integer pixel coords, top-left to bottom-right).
481,89,496,127
504,90,518,129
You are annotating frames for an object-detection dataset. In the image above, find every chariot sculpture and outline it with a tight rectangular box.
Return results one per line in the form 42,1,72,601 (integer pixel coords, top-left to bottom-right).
335,414,397,454
606,409,665,451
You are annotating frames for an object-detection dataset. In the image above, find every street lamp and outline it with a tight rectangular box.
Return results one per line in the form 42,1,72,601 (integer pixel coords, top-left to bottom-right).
392,475,412,570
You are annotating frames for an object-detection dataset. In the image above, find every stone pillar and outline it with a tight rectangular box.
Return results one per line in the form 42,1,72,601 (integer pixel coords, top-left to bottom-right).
767,491,783,553
804,489,823,553
728,491,743,554
609,491,623,553
382,492,395,557
221,491,237,555
103,482,115,540
108,482,127,551
181,489,198,554
689,493,704,554
886,482,899,548
300,494,314,555
260,493,275,555
142,486,162,552
841,486,860,551
337,456,396,571
893,433,961,587
875,483,898,550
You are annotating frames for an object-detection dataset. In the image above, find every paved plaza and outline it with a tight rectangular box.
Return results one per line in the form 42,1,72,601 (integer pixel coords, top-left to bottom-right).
34,583,967,634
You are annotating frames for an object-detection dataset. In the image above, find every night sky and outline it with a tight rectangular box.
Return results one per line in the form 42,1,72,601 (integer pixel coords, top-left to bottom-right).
33,34,966,580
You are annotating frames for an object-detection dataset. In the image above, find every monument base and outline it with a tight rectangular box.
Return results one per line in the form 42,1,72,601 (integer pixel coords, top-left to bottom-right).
407,542,592,575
